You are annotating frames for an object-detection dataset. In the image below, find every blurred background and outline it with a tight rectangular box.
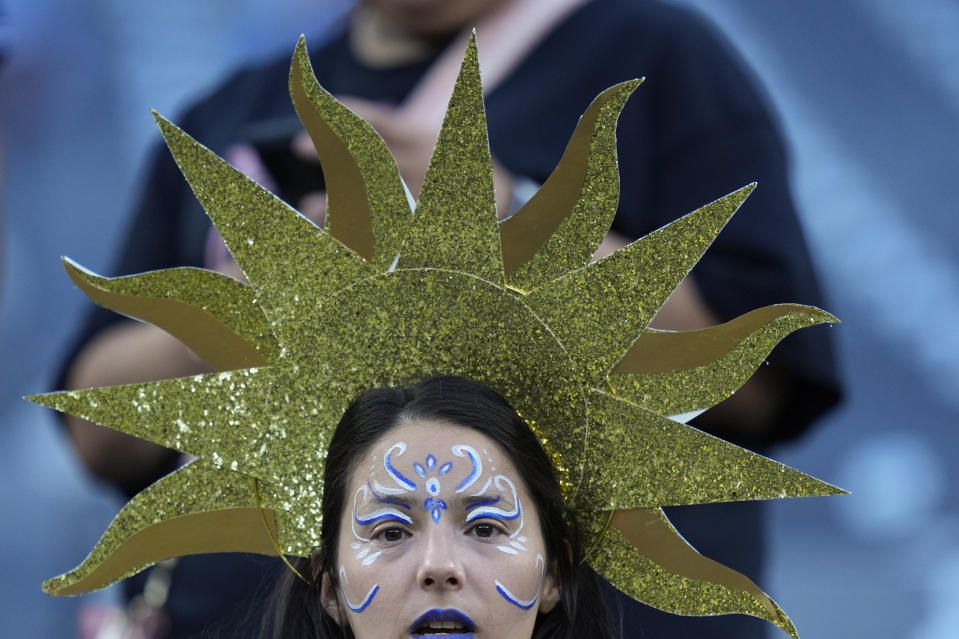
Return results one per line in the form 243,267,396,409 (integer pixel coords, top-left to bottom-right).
1,1,956,637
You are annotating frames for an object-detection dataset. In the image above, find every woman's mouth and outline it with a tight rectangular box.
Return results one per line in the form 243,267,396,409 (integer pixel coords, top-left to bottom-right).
409,608,476,637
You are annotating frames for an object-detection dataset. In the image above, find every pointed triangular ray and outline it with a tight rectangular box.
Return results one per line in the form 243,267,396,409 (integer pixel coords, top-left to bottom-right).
524,185,754,382
584,508,798,638
289,36,411,268
501,80,641,289
153,113,378,349
63,258,277,371
27,369,284,477
397,32,502,282
43,460,278,595
577,390,843,510
610,304,839,415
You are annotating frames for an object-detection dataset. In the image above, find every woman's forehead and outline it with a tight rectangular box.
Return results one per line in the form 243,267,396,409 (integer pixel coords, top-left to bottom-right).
353,419,518,484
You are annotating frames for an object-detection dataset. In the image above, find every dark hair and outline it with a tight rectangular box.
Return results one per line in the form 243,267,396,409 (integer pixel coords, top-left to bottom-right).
260,375,614,639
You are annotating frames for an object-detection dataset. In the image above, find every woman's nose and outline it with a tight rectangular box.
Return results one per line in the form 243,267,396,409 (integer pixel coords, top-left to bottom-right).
416,527,465,590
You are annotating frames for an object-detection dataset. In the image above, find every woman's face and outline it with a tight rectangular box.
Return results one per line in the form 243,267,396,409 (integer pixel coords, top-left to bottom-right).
322,419,558,639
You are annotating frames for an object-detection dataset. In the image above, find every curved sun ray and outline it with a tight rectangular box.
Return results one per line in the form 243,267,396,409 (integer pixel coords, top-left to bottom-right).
583,508,798,638
153,113,379,349
501,80,641,288
576,389,842,510
43,460,278,596
63,258,277,370
609,304,839,415
289,36,411,268
397,32,503,283
524,185,754,382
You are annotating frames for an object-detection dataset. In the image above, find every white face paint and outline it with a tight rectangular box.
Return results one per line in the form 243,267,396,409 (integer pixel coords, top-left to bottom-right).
331,420,558,639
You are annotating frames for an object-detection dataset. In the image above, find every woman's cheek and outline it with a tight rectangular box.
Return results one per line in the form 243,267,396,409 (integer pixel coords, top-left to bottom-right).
467,535,548,613
336,534,405,615
492,552,547,611
336,559,382,615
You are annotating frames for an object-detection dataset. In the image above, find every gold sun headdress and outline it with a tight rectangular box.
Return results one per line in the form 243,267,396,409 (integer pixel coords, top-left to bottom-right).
30,35,841,637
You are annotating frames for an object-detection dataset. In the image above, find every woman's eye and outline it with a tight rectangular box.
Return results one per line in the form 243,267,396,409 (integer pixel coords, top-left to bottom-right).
375,526,407,542
384,528,404,541
471,522,499,538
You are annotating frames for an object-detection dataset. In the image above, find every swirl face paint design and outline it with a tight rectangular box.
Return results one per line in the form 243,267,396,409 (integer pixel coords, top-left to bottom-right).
373,444,465,524
352,442,420,569
384,442,417,491
351,443,463,567
465,474,527,556
452,444,482,493
371,443,463,523
350,483,412,566
462,464,543,605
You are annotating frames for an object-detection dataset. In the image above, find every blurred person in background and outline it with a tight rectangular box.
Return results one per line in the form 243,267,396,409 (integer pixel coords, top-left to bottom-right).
0,2,8,295
55,0,840,637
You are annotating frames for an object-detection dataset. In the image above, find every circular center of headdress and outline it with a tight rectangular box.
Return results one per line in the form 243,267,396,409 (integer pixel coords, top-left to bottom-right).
314,268,588,492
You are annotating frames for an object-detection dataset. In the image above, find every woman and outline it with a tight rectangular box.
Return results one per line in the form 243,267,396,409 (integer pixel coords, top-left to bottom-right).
33,27,836,639
52,3,838,637
262,376,614,639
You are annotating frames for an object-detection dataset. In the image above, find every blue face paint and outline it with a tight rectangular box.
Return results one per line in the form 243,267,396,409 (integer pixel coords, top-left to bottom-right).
410,453,454,523
354,510,412,526
368,481,412,510
465,495,501,511
494,582,538,610
424,496,448,523
339,566,379,613
350,484,413,549
494,554,545,610
384,443,417,491
344,584,379,612
452,445,482,493
465,476,521,523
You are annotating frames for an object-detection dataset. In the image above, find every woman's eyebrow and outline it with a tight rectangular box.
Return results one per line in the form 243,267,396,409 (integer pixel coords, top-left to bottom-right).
354,509,412,526
367,481,413,510
463,494,502,511
460,488,521,523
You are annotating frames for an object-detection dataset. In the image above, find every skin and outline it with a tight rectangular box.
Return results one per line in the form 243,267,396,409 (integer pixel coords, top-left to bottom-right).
320,419,559,639
356,0,512,44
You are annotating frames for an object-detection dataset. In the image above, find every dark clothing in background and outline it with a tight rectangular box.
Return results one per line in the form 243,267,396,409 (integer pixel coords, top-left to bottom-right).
58,1,840,637
0,4,10,68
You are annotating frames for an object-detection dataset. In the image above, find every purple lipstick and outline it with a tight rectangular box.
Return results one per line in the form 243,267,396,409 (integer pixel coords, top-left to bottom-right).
409,608,476,638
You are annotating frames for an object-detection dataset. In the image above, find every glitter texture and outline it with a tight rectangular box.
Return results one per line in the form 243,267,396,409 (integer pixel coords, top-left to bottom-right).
524,185,754,383
397,34,503,283
583,508,799,638
154,112,378,353
577,389,842,511
28,34,840,637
